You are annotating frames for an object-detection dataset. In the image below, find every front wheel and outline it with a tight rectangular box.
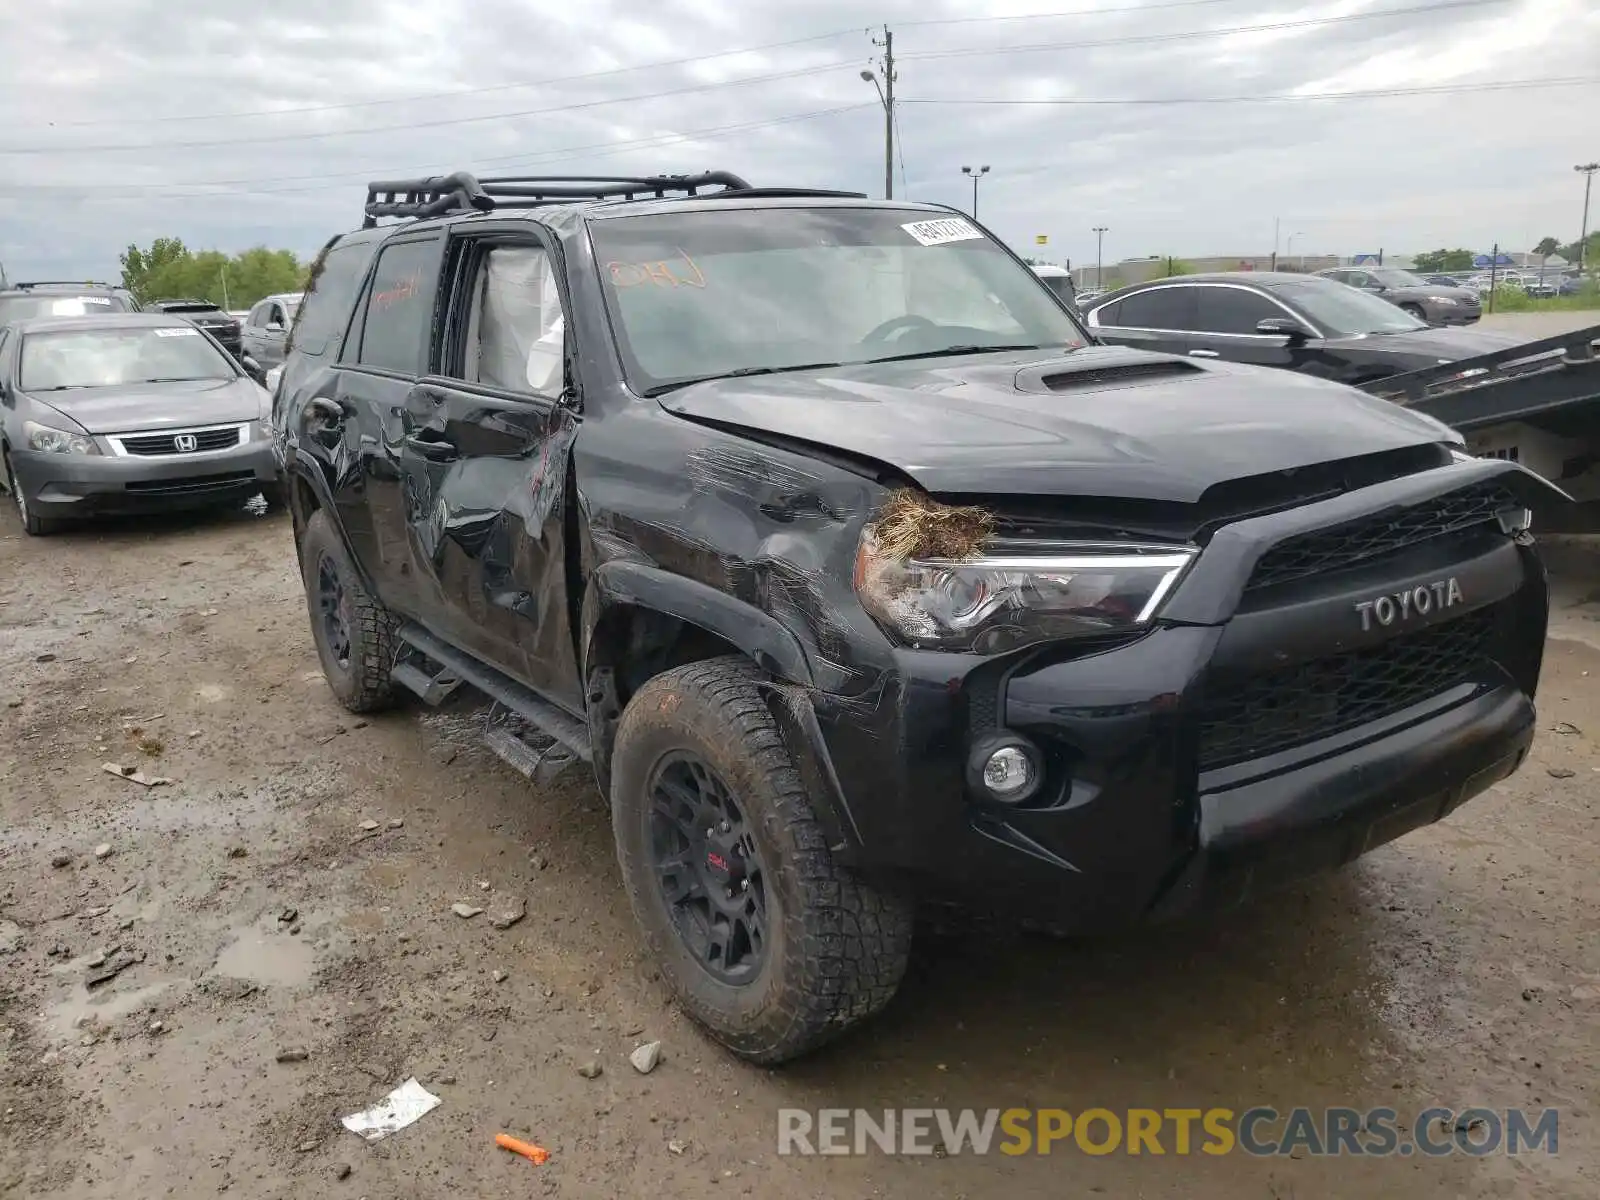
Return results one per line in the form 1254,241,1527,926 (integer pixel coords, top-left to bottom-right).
298,509,400,712
3,450,62,536
1399,303,1427,321
610,657,913,1064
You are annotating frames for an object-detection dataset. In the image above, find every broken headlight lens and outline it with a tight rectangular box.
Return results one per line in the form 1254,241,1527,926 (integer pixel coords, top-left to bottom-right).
25,420,98,455
853,531,1197,654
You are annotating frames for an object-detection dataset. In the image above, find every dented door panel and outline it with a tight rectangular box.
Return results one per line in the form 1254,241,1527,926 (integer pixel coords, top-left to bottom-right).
399,380,583,708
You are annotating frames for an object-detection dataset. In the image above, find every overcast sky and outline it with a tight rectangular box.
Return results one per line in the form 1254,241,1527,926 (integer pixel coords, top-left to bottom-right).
1,0,1596,281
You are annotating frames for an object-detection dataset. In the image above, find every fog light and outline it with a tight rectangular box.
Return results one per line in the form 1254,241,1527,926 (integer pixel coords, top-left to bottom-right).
1496,506,1533,536
966,732,1044,805
984,747,1033,796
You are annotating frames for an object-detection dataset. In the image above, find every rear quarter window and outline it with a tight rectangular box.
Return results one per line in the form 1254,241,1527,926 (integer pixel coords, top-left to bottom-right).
291,237,381,360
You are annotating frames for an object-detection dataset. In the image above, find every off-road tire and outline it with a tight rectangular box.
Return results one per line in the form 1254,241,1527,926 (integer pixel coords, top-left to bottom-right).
3,449,62,537
611,656,914,1063
299,509,400,713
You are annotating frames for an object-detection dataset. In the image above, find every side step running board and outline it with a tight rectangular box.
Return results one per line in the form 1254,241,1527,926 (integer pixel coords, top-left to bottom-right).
394,622,593,762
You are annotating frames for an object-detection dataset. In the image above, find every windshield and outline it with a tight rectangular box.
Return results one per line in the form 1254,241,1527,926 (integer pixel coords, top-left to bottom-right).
0,293,131,324
1370,269,1427,288
20,325,238,390
589,207,1088,393
1271,280,1429,336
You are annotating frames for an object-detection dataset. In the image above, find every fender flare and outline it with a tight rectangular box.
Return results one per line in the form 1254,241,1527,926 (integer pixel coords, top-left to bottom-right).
583,560,815,687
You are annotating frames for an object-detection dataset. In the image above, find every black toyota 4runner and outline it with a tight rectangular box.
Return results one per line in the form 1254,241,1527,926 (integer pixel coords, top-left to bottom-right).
272,171,1556,1064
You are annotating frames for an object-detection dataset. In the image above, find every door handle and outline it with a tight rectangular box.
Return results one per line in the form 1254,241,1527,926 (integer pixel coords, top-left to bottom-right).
1188,349,1220,358
405,434,458,462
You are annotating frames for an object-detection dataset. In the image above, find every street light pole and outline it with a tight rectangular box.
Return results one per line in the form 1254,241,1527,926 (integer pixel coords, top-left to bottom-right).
862,27,897,200
1287,231,1306,270
1578,162,1599,273
961,165,990,219
1092,226,1108,289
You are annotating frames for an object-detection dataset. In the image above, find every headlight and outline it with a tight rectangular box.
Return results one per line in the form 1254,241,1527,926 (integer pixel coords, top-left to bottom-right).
854,530,1197,654
1432,296,1459,306
25,420,98,455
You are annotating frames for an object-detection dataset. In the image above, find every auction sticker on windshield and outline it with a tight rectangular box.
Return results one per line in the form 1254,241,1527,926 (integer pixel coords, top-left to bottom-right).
902,217,985,247
153,327,200,336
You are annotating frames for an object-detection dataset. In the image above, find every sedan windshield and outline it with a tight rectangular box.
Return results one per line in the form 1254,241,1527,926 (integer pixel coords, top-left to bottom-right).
1270,280,1429,337
589,207,1088,394
1369,269,1428,288
20,325,238,391
0,294,131,324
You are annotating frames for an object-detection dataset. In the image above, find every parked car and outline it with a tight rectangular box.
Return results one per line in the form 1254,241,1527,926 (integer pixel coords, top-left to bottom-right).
1083,272,1526,385
1073,288,1104,309
273,170,1552,1064
0,280,140,326
241,291,304,370
145,298,243,357
1314,267,1480,324
0,312,280,534
1420,274,1465,288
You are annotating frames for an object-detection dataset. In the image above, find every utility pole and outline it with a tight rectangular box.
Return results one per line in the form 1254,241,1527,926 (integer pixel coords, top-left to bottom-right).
1093,226,1108,289
1578,162,1599,273
1272,216,1279,271
219,265,230,311
961,165,990,219
862,27,896,200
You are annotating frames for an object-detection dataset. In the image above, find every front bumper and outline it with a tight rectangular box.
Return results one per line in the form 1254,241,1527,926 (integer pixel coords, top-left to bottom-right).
795,461,1549,931
1428,302,1481,325
10,438,277,517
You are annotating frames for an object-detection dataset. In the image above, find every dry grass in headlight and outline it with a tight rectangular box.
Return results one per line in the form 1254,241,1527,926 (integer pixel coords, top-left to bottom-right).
870,489,993,562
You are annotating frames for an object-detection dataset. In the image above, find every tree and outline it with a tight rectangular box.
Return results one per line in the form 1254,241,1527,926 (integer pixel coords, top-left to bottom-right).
119,238,308,307
1559,232,1600,268
1534,236,1561,261
1412,248,1475,273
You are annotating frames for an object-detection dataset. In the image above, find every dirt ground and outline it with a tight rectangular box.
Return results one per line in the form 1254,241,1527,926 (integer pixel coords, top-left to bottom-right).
2,373,1597,1196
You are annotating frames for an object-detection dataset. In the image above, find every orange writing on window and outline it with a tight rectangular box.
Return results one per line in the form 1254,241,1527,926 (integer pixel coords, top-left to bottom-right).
606,249,706,290
373,273,420,311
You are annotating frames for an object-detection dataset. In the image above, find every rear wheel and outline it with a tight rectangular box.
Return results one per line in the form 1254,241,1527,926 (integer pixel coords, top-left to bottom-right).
610,657,913,1064
298,509,400,712
3,450,63,537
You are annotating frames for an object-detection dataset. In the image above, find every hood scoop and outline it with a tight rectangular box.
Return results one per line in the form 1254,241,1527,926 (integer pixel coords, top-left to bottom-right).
1016,357,1203,395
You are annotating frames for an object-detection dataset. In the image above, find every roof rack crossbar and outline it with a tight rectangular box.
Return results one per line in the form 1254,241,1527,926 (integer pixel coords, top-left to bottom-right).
361,170,753,226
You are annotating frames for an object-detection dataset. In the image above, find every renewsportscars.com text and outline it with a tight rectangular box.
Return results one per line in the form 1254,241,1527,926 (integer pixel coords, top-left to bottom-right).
776,1107,1559,1157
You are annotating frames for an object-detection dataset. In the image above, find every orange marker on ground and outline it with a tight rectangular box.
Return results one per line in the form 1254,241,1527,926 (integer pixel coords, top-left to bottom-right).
495,1133,550,1164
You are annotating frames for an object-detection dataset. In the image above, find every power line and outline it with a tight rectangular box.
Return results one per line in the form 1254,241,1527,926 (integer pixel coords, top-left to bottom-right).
21,28,863,130
895,0,1263,28
901,76,1600,106
5,106,875,202
0,62,860,156
900,0,1508,61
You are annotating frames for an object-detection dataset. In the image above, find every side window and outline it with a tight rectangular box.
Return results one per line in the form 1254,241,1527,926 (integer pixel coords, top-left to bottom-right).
1090,298,1122,325
1192,287,1283,335
1346,272,1371,288
1113,287,1197,331
248,302,265,327
268,303,285,329
357,238,441,374
293,238,382,360
452,243,566,398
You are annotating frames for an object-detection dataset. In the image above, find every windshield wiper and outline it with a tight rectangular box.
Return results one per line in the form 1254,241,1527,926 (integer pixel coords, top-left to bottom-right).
25,384,88,392
861,343,1058,365
644,362,843,397
141,376,223,383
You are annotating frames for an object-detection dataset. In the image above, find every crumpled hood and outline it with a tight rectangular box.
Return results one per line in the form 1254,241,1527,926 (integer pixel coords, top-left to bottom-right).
25,377,264,434
656,345,1460,503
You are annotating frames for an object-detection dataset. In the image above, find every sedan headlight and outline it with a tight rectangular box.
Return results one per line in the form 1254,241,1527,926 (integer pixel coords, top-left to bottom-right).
854,530,1197,654
1431,296,1459,306
25,420,98,455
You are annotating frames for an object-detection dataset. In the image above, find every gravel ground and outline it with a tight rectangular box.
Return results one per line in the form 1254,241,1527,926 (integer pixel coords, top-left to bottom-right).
1,408,1596,1197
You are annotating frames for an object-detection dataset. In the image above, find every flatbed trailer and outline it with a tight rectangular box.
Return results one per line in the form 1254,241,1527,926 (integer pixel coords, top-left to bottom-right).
1361,322,1600,532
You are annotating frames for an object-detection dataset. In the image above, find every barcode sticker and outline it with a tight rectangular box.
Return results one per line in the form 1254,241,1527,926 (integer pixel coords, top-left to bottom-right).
901,218,984,247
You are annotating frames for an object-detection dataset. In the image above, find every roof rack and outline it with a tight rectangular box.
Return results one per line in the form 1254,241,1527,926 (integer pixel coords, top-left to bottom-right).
361,171,754,227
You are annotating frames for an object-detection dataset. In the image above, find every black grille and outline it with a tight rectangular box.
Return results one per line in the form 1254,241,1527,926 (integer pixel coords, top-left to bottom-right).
1246,481,1516,592
124,471,256,496
1198,609,1495,771
120,427,241,456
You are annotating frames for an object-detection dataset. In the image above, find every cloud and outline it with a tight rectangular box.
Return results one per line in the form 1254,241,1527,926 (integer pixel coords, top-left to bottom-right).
1,0,1595,280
